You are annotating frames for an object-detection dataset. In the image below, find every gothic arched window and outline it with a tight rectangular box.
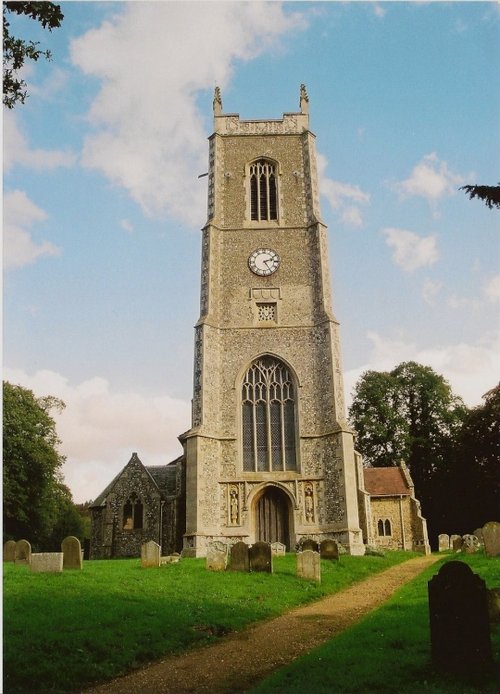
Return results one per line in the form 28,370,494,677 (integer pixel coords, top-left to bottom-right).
242,356,297,472
123,493,143,530
249,159,278,221
378,518,392,537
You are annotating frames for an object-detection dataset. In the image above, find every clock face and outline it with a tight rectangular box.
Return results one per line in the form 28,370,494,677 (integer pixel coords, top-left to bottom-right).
248,248,280,276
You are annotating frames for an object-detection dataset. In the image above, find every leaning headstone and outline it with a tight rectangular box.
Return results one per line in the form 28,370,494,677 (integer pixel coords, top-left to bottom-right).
473,528,484,545
206,545,227,571
451,535,462,552
141,540,161,568
270,542,286,556
438,534,450,552
462,534,479,555
15,539,31,565
320,539,339,560
62,536,83,569
482,521,500,557
4,540,16,562
31,553,63,573
428,561,492,672
300,538,319,552
249,542,273,573
297,550,321,582
228,541,250,572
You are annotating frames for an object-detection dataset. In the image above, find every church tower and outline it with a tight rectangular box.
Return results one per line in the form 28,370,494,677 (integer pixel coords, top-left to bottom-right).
179,86,365,557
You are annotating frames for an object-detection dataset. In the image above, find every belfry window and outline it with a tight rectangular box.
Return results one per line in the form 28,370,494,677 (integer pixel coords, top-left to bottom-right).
123,493,143,530
250,159,278,221
242,356,297,472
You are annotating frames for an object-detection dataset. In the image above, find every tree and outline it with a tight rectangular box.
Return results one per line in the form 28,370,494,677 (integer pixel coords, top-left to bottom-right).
3,2,64,108
460,184,500,210
447,384,500,533
348,362,468,539
3,381,71,548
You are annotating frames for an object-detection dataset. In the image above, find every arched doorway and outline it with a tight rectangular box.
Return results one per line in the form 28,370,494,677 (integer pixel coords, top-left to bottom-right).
255,486,291,549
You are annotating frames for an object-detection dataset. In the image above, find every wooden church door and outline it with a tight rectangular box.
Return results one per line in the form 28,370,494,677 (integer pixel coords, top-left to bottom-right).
256,487,290,550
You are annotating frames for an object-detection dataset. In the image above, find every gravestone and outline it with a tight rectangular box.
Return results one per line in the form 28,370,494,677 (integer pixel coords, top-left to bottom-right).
428,561,492,672
210,540,228,554
249,542,273,573
62,536,83,569
482,521,500,557
228,541,250,572
450,535,462,552
320,539,339,560
300,538,319,552
15,539,31,565
4,540,16,562
438,534,450,552
462,534,479,555
297,550,321,582
270,542,286,556
141,540,161,568
160,552,181,565
206,545,227,571
473,528,484,545
31,553,64,573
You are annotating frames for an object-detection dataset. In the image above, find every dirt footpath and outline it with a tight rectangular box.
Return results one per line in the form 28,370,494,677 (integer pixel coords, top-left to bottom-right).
84,554,441,694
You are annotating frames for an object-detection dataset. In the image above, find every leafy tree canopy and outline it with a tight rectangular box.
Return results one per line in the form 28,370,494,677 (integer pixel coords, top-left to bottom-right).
3,381,83,548
460,184,500,210
3,1,63,108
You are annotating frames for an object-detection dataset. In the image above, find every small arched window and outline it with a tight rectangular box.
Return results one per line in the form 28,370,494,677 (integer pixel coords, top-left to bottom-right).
249,159,278,222
384,519,392,536
378,518,392,537
242,356,297,472
123,493,143,530
377,519,384,536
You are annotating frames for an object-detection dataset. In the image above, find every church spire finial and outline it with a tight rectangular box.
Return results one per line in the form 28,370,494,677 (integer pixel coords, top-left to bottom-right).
300,84,309,115
213,86,223,116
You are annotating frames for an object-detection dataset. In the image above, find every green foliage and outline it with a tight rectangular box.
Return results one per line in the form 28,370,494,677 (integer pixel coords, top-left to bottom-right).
252,554,500,693
3,552,413,692
446,384,500,533
460,184,500,210
2,381,82,549
3,2,64,108
348,362,469,539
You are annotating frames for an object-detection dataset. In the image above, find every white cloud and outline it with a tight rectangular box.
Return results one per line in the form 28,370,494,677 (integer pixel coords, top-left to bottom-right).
3,110,76,172
373,4,387,19
3,368,191,504
484,274,500,303
394,152,465,204
317,152,370,227
120,219,134,234
3,190,61,270
382,227,439,272
422,278,443,305
70,3,306,228
343,330,500,410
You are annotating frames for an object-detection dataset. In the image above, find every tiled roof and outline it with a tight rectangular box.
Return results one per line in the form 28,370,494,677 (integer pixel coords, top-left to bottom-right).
363,467,411,496
146,464,177,497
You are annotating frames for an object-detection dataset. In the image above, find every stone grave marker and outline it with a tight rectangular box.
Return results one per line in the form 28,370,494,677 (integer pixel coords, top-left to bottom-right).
206,545,227,571
228,541,250,572
450,534,462,552
320,539,339,560
270,542,286,556
428,561,492,672
31,552,64,573
473,528,484,545
62,536,83,569
438,534,450,552
15,539,31,565
482,521,500,557
4,540,16,562
300,538,319,552
249,542,273,573
141,540,161,568
297,550,321,582
160,552,181,565
462,534,479,555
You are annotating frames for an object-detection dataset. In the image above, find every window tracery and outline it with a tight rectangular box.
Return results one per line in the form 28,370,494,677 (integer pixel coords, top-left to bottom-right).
249,159,278,221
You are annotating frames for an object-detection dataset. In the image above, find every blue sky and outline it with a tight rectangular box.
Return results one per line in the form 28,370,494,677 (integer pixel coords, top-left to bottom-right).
4,1,499,503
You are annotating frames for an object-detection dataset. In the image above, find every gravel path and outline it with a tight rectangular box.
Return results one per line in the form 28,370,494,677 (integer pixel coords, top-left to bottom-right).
83,553,441,694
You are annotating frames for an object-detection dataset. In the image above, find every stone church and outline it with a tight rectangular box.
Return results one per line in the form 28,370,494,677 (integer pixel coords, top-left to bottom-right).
90,87,430,559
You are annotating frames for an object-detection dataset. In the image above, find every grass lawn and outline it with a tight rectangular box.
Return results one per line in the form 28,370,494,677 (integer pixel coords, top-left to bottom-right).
251,553,500,694
4,551,413,692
